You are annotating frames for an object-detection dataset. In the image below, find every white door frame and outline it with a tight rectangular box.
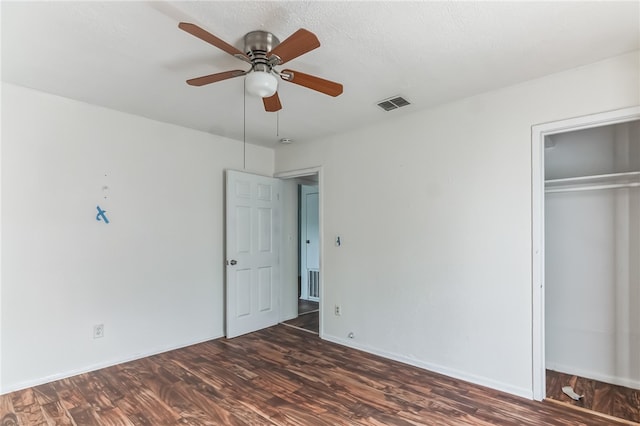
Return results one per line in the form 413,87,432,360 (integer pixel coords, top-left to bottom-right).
300,184,319,302
275,166,323,337
531,106,640,401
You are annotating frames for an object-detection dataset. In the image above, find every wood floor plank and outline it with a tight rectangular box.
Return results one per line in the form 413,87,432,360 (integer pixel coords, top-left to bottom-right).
10,389,49,426
297,300,319,315
38,401,74,426
546,369,640,423
2,326,636,425
94,406,135,426
283,311,319,334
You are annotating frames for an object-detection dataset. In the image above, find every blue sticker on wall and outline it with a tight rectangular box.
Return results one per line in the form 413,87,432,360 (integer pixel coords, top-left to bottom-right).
96,206,109,224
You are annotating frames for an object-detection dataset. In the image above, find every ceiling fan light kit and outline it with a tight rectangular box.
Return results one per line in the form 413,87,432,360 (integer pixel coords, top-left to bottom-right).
178,23,343,112
245,71,278,98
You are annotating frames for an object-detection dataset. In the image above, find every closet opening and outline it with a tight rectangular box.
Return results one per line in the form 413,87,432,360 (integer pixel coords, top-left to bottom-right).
532,107,640,424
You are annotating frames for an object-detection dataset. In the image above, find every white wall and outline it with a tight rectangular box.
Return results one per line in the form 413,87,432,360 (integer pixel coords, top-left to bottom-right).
545,122,640,389
275,51,640,397
545,126,618,179
0,83,274,393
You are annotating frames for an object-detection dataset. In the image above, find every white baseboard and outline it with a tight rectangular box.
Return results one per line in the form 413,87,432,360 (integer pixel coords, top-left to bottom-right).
4,331,540,399
322,334,533,400
1,334,224,395
546,362,640,390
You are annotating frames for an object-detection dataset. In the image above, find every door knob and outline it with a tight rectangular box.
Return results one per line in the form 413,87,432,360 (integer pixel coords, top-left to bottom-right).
229,260,237,265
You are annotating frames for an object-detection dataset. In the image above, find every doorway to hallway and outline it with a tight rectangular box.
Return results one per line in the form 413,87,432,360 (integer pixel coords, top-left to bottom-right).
276,167,323,336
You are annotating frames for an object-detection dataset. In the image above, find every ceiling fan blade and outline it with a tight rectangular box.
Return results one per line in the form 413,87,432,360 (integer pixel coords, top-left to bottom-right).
263,92,282,112
186,70,247,86
280,69,343,97
267,29,320,65
179,22,250,63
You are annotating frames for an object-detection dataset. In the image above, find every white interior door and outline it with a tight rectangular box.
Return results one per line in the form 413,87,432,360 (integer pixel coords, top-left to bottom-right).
300,184,319,301
226,170,281,338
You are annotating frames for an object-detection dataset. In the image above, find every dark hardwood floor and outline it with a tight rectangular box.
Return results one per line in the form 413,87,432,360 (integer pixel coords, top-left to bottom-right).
282,299,319,333
282,311,319,334
1,325,633,425
297,299,319,315
546,369,640,424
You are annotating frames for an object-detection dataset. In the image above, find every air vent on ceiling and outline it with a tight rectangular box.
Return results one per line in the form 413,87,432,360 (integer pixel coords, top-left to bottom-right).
377,96,411,111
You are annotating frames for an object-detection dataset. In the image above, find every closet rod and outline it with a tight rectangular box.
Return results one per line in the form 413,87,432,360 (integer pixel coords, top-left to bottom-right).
545,182,640,193
545,171,640,185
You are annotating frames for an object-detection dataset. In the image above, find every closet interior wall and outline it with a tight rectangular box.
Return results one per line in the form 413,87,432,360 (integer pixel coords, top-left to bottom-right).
544,120,640,390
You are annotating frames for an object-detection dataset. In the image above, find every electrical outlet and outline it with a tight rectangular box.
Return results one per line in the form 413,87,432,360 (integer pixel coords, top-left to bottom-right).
93,324,104,339
334,305,341,316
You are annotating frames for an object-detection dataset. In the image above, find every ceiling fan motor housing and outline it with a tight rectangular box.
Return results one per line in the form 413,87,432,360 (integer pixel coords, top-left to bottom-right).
244,31,281,72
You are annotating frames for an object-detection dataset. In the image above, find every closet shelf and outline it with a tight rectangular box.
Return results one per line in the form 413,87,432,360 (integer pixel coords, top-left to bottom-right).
545,171,640,193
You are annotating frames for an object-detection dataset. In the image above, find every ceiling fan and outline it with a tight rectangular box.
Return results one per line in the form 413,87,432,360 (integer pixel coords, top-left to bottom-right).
178,23,343,112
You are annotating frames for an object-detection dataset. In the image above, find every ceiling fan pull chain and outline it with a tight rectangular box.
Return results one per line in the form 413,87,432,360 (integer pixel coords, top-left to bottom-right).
243,78,246,170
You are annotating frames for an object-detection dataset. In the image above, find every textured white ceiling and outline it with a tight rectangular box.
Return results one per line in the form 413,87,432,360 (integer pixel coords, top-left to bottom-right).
2,1,639,147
